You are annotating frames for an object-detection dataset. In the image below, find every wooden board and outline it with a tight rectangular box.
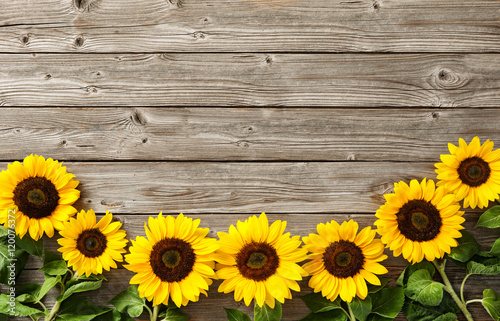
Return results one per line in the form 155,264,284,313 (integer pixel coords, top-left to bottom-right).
1,0,500,53
1,54,500,107
2,107,500,161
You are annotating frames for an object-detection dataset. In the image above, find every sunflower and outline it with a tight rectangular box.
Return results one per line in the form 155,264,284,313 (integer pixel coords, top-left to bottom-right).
0,154,80,240
124,213,218,307
302,220,387,302
435,136,500,209
215,213,308,308
375,178,465,264
57,209,127,277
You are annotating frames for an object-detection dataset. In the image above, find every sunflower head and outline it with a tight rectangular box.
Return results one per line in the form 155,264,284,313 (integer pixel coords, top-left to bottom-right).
302,220,388,302
375,178,465,264
57,210,128,277
215,213,308,308
0,155,80,240
124,213,218,308
435,137,500,209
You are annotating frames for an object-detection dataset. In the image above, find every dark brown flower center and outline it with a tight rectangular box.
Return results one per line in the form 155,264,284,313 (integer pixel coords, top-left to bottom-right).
13,177,60,219
458,156,490,187
397,199,442,242
236,242,279,281
150,238,196,283
76,229,107,258
323,240,364,278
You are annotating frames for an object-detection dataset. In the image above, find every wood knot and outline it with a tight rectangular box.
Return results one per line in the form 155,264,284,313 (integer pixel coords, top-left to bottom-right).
431,68,469,90
130,109,147,126
85,86,98,93
372,1,380,10
166,0,183,7
74,0,98,11
74,36,85,47
264,56,273,65
21,34,30,45
192,31,206,40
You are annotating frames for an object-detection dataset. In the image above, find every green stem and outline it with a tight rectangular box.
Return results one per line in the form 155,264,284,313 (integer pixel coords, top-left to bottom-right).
45,271,72,321
346,303,356,321
144,304,153,319
150,305,160,321
36,300,47,311
466,299,483,306
461,274,471,304
433,260,474,321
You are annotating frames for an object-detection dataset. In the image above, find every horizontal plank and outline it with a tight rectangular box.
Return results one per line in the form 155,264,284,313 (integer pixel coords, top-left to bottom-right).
0,161,446,214
2,108,500,161
2,54,500,107
23,213,500,270
1,0,500,53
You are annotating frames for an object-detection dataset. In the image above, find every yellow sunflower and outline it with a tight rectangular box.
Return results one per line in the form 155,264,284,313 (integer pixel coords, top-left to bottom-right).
302,220,387,302
57,209,127,277
375,178,465,264
215,213,308,308
124,213,218,307
0,154,80,240
435,136,500,209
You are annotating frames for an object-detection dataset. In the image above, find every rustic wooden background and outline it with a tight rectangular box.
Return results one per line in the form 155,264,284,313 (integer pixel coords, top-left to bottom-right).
2,0,500,320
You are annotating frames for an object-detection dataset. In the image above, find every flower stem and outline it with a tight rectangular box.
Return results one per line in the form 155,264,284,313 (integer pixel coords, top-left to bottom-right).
150,305,160,321
346,303,356,321
466,299,483,305
461,274,471,303
45,271,71,321
433,260,474,321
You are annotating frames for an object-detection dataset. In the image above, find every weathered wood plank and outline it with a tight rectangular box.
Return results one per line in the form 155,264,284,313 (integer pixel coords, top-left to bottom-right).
0,161,445,214
1,54,500,107
1,0,500,53
2,107,500,161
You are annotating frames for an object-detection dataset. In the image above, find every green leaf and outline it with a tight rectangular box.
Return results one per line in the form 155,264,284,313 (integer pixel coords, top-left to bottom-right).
349,296,372,321
434,313,458,321
161,308,189,321
254,301,282,321
300,292,343,313
476,206,500,228
371,287,405,318
92,309,135,321
55,295,110,321
396,261,435,287
0,226,8,238
368,278,391,293
467,260,500,275
15,234,43,257
57,280,103,302
37,274,61,301
366,315,392,321
448,231,480,263
0,242,29,285
490,238,500,256
403,291,460,321
483,289,500,320
44,250,63,265
0,293,43,316
224,308,252,321
405,269,444,306
15,283,41,303
39,260,68,276
299,309,348,321
108,285,145,318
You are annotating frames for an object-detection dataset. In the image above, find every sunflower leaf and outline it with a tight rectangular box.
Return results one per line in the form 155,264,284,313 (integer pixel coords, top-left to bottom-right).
108,285,145,318
39,260,68,276
92,309,134,321
483,289,500,320
54,295,111,321
44,250,63,265
402,291,460,321
300,292,343,313
405,269,444,306
467,260,500,275
368,278,391,293
57,280,103,303
37,274,61,301
254,301,282,321
0,226,8,238
0,294,44,317
224,308,251,321
366,314,392,321
396,261,435,287
476,206,500,229
299,309,348,321
15,234,43,257
0,242,29,285
161,308,189,321
15,283,41,303
348,296,372,321
489,238,500,257
448,231,480,263
371,287,405,318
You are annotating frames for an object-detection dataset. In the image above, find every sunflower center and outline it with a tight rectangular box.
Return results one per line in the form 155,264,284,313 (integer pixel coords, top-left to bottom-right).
396,199,442,242
458,156,490,187
76,229,107,258
162,250,181,268
236,242,279,281
323,240,364,278
150,238,196,283
13,177,60,219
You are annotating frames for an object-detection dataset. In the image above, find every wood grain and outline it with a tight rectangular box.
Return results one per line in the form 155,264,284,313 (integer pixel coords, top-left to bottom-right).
1,0,500,53
2,107,500,161
1,54,500,107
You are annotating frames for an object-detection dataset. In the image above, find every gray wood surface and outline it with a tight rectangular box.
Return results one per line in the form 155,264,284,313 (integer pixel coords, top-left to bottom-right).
1,0,500,53
1,54,500,107
1,107,500,161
